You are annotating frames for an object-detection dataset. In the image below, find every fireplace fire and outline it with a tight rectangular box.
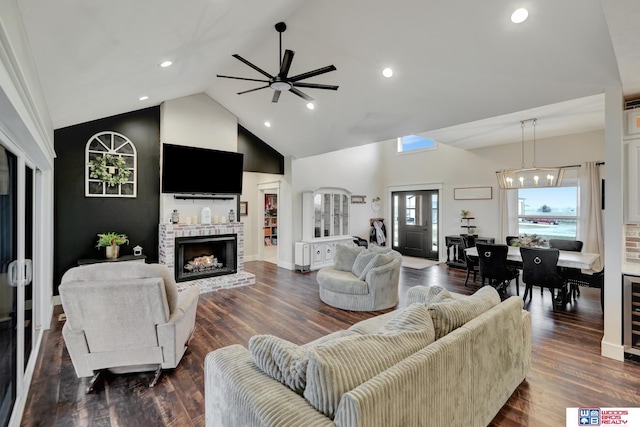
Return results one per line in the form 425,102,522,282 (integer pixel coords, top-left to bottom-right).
175,234,237,282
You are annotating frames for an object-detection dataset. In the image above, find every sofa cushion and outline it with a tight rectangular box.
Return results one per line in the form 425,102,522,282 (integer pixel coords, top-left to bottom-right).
334,245,366,272
351,250,376,278
368,243,393,254
317,269,370,295
407,285,454,306
248,330,358,394
304,303,435,419
352,251,394,280
428,286,501,339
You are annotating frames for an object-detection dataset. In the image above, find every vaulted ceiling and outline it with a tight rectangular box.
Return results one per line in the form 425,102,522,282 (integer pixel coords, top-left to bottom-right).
16,0,638,158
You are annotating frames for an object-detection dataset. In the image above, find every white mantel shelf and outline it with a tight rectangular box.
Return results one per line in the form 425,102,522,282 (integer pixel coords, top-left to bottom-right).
159,222,255,293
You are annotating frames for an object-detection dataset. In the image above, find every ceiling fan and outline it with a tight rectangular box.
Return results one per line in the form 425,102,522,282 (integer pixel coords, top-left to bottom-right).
216,22,338,103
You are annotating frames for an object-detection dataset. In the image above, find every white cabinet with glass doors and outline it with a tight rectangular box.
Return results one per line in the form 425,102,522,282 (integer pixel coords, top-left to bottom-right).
299,188,352,270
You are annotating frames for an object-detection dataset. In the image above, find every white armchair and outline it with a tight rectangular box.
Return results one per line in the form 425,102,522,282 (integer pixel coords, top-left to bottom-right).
59,262,199,391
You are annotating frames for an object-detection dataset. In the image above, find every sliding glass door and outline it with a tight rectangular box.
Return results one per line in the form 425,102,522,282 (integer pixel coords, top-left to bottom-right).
0,142,36,427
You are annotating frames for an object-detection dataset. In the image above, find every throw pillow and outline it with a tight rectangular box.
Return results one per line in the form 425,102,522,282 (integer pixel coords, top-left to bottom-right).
428,285,501,339
334,245,365,272
407,285,454,306
368,243,393,254
351,250,376,278
304,303,435,419
357,253,394,280
249,329,358,394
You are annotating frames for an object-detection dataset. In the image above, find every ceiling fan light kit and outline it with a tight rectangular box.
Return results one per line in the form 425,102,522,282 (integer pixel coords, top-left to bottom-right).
216,22,338,104
496,118,565,189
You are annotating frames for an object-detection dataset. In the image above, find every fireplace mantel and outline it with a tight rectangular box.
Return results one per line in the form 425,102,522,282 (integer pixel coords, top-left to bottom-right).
159,223,255,293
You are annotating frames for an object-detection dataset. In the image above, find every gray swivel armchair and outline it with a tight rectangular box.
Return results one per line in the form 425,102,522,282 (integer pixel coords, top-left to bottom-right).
59,262,199,391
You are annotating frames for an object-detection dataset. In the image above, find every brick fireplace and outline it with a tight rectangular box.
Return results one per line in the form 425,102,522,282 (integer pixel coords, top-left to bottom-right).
159,223,255,293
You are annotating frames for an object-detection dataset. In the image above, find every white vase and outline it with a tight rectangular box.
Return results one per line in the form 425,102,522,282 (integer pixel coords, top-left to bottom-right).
105,245,119,260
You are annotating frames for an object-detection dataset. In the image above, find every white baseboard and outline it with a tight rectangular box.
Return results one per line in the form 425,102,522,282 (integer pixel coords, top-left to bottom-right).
601,340,625,361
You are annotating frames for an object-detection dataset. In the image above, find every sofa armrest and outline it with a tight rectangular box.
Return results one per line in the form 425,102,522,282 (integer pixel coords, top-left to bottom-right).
205,345,333,427
62,322,94,378
157,287,199,368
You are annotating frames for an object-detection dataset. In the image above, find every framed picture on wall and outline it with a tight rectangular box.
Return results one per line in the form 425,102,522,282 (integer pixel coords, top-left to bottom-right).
240,201,248,216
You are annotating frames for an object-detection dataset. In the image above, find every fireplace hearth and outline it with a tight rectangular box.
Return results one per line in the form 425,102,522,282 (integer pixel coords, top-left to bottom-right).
159,223,255,293
175,234,237,282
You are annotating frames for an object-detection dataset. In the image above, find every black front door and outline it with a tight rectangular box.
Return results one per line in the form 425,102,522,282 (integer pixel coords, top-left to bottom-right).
392,190,439,259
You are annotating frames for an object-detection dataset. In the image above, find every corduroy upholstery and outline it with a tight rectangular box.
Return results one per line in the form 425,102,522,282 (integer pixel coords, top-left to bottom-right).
317,247,402,311
59,263,199,378
205,295,531,427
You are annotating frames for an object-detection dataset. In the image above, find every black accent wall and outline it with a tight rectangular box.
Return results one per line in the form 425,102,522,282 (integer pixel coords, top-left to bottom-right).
53,107,160,294
238,125,284,174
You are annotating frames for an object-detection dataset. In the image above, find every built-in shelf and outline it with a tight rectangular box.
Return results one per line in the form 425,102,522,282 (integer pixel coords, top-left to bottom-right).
173,195,235,201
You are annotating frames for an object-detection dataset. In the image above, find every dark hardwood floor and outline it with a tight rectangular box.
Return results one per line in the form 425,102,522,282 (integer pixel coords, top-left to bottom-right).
21,261,640,426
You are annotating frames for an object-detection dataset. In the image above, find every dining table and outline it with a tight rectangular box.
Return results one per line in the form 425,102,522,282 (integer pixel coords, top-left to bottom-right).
464,245,600,270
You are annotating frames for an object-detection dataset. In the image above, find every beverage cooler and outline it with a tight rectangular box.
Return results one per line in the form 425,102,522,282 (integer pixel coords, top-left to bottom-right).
623,275,640,360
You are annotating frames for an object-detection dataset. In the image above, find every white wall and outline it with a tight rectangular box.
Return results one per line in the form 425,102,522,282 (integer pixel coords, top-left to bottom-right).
291,142,386,247
159,94,239,223
288,130,604,263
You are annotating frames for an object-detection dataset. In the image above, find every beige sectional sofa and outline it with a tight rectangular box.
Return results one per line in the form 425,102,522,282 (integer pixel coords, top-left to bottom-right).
205,286,531,427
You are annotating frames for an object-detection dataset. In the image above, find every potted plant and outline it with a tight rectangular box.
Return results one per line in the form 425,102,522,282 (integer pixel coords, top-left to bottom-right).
96,232,129,259
461,209,471,218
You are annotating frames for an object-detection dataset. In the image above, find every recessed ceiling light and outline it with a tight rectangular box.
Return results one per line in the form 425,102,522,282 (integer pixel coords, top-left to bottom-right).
511,8,528,23
138,95,149,101
264,121,271,127
306,102,315,110
382,68,393,78
159,60,173,68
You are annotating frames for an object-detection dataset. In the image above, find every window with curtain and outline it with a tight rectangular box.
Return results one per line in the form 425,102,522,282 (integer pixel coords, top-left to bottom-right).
517,186,578,240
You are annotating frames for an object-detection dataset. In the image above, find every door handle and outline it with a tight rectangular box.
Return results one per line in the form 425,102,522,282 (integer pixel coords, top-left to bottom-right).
8,260,18,287
24,259,33,286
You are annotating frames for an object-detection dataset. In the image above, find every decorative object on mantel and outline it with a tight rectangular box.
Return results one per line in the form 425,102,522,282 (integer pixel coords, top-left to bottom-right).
240,201,248,216
510,234,548,248
133,245,143,256
371,196,381,212
229,209,236,223
351,195,366,204
171,209,180,224
496,118,565,189
96,232,129,260
200,206,211,224
85,131,137,198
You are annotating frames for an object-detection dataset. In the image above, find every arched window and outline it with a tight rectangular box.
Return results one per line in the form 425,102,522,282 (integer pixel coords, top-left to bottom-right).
85,131,137,197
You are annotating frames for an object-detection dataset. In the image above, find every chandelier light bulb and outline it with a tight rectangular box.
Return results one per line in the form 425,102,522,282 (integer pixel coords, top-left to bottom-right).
264,121,271,128
306,102,315,110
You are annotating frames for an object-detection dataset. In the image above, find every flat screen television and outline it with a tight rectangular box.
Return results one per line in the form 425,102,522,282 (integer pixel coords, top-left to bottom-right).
161,144,244,194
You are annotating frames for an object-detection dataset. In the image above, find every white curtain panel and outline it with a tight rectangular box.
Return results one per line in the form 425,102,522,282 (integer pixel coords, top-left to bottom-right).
499,188,518,244
580,161,604,272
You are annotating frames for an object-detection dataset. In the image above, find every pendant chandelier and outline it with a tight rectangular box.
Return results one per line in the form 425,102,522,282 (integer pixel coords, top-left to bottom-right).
496,118,564,189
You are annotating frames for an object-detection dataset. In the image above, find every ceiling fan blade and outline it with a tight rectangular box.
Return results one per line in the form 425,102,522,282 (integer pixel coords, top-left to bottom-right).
232,54,274,79
289,65,337,82
237,85,270,95
217,74,270,83
280,49,295,77
290,87,314,102
272,90,282,103
293,82,339,91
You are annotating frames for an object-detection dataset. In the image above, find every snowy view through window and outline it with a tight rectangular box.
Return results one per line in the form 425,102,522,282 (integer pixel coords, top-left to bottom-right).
518,187,578,241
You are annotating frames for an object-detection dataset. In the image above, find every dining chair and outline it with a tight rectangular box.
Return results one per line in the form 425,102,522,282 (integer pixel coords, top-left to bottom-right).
549,239,584,299
460,235,479,287
506,236,520,246
549,239,583,252
519,246,568,309
475,243,520,297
